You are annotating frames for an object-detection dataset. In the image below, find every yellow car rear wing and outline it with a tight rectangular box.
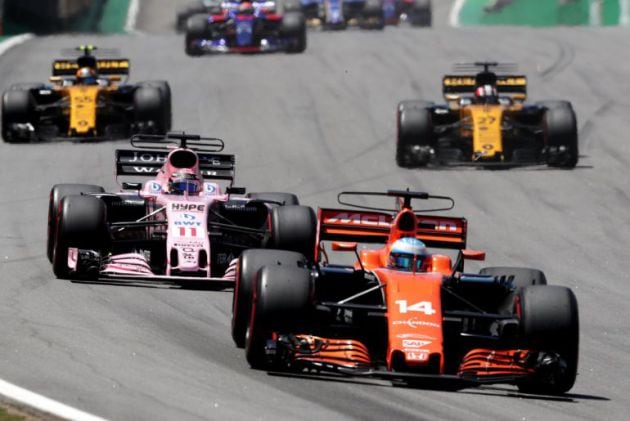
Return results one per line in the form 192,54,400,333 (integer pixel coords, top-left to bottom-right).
442,74,527,102
52,58,130,76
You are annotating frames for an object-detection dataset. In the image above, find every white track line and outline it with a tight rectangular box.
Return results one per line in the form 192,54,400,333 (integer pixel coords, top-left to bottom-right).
0,378,108,421
449,0,466,27
125,0,141,33
0,33,34,58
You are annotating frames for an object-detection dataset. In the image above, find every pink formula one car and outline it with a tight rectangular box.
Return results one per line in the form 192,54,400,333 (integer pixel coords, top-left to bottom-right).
47,132,316,286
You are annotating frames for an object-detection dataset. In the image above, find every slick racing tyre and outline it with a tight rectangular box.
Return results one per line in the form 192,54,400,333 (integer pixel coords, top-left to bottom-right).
282,0,302,13
245,257,312,368
516,285,579,394
269,205,317,258
176,2,208,31
2,88,35,142
281,12,307,53
396,100,434,167
247,192,300,206
232,250,308,348
479,267,547,314
52,195,108,279
47,184,105,263
539,101,578,168
141,81,172,132
479,267,547,288
409,0,432,27
362,0,385,30
185,14,209,56
134,87,167,134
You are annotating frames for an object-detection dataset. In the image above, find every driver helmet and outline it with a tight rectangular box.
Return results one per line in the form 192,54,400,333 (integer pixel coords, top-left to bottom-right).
76,67,98,85
168,170,202,195
474,84,499,104
388,237,429,272
238,1,255,13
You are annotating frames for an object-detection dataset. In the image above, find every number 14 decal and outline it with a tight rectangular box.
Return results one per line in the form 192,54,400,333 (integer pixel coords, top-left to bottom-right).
395,300,437,315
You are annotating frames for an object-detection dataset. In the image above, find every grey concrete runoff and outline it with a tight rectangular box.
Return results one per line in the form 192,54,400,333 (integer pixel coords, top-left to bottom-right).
0,1,628,420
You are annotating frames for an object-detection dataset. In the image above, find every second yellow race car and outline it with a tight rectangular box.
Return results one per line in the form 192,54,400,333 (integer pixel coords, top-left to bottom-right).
396,62,578,168
1,46,172,142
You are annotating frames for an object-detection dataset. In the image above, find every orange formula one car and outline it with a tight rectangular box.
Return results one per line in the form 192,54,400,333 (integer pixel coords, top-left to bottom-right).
232,189,579,394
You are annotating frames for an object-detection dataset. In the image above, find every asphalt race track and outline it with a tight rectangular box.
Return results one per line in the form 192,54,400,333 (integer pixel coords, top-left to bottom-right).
0,1,629,420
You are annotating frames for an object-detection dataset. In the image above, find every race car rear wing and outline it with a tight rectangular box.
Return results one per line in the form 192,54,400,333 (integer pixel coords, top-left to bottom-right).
115,149,235,181
317,208,467,250
52,58,130,76
442,74,527,102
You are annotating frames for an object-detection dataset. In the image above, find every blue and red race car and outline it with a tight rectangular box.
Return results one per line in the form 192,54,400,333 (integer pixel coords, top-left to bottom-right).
185,1,307,55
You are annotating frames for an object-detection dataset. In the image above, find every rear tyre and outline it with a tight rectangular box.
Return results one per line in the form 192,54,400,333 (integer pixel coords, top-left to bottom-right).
409,0,432,27
52,195,108,279
282,0,302,13
141,81,172,132
2,89,35,143
396,100,434,167
247,192,299,206
540,101,578,168
47,184,105,263
269,205,317,258
176,3,206,31
232,250,308,348
134,87,166,133
363,0,385,30
281,12,307,53
245,258,312,368
516,285,579,394
185,14,209,56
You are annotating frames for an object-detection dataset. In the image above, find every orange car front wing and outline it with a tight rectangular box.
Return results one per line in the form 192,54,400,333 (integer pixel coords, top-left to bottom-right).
274,334,536,390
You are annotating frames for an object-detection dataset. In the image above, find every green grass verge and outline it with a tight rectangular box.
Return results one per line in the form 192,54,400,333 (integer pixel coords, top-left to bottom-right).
2,0,131,35
0,406,26,421
98,0,132,33
459,0,621,26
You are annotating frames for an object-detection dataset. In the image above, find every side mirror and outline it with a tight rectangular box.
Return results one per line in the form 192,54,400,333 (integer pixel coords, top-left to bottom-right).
331,242,358,252
226,186,246,195
461,249,486,261
122,182,142,190
331,242,364,271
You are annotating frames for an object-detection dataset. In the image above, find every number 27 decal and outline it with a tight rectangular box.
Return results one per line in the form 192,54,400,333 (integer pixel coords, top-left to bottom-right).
477,116,497,125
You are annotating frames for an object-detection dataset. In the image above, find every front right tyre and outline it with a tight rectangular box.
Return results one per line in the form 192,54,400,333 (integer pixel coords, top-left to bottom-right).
52,195,108,279
396,100,434,167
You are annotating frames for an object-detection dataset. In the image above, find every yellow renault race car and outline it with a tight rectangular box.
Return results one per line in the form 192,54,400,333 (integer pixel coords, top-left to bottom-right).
1,46,172,142
396,62,578,168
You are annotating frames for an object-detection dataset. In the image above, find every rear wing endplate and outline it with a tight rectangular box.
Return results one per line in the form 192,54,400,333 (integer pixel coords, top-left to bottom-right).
442,74,527,101
115,149,235,181
52,58,130,76
317,208,467,249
